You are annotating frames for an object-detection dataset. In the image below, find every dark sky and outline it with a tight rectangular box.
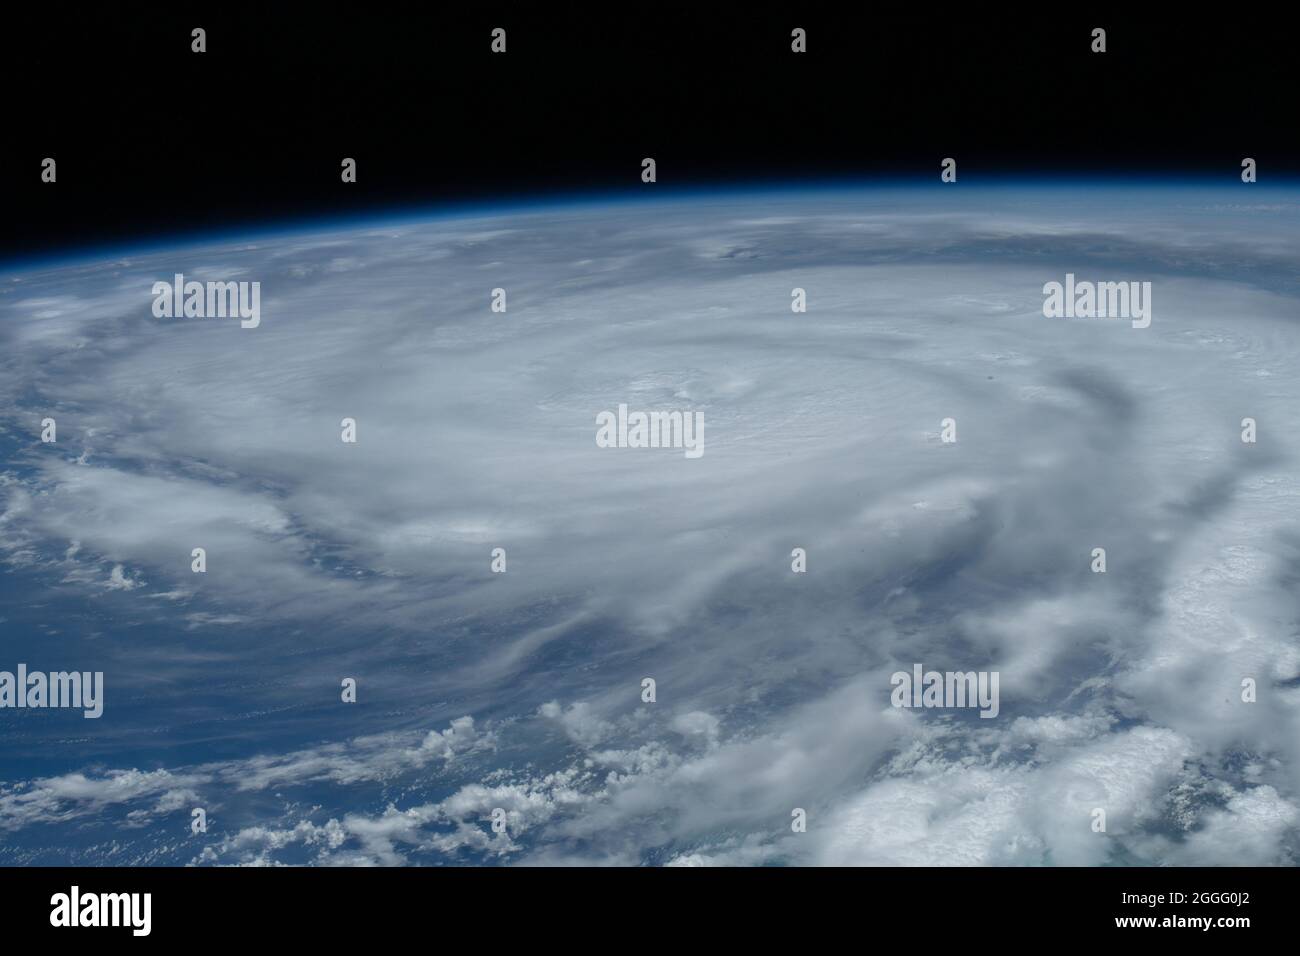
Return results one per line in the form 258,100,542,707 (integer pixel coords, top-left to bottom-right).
2,7,1295,259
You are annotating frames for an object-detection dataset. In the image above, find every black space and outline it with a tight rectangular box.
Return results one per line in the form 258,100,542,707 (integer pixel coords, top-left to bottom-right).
2,6,1296,259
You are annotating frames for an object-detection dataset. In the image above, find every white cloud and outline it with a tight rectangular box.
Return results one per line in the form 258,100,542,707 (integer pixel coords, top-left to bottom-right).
3,192,1300,864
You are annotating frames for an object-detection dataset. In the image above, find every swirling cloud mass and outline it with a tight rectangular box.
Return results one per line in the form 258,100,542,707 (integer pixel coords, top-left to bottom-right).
1,187,1298,865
